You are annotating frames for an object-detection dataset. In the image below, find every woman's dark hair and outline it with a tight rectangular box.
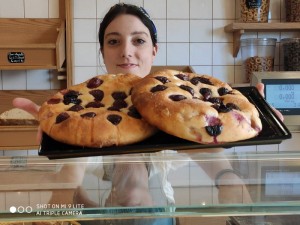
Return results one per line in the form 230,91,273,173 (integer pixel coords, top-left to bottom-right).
98,3,157,50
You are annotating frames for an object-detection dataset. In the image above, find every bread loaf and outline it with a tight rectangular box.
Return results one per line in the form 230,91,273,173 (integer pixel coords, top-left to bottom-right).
0,108,38,125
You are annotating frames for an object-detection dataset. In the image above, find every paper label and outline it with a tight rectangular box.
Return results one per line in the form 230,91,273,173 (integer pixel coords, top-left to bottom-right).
246,0,262,9
10,156,27,168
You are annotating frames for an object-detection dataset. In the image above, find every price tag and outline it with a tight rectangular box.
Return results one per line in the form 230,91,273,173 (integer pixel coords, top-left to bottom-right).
10,156,27,168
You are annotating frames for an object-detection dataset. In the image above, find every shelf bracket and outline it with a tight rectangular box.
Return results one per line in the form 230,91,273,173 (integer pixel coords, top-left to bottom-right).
233,30,244,57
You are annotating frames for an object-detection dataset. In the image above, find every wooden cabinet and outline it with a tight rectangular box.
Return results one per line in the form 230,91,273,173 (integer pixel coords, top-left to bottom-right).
0,18,65,71
0,90,59,150
224,22,300,57
0,0,73,150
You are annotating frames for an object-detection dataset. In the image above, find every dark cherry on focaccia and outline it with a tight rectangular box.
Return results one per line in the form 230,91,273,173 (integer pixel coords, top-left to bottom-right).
131,69,262,144
38,74,157,147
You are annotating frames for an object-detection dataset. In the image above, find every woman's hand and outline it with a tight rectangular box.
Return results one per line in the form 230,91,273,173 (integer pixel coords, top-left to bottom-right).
105,160,153,207
218,183,253,204
216,171,252,204
12,97,42,142
256,83,284,122
12,98,40,118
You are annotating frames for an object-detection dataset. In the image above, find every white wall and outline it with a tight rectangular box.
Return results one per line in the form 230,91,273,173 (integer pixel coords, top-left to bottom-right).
72,0,299,84
1,0,298,88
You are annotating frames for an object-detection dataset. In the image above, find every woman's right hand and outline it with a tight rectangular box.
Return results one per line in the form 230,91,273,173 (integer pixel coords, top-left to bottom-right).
256,83,284,121
12,97,42,142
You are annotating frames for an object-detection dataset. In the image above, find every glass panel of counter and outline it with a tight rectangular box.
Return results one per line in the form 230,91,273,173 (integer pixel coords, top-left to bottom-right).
0,150,300,222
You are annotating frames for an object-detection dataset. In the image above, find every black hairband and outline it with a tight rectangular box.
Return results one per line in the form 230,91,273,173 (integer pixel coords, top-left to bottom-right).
138,6,158,42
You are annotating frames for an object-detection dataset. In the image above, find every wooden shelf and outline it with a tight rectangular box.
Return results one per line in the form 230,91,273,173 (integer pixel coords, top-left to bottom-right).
224,22,300,57
0,90,59,150
0,18,65,71
0,0,73,150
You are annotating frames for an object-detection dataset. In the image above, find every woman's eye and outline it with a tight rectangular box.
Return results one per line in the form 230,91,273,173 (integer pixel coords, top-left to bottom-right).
135,39,146,45
107,39,119,45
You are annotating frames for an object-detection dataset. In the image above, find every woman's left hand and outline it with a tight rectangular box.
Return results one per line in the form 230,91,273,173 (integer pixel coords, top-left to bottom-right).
256,83,284,122
12,97,42,142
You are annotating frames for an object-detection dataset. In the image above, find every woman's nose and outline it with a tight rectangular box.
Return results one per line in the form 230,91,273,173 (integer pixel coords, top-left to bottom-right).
121,42,133,58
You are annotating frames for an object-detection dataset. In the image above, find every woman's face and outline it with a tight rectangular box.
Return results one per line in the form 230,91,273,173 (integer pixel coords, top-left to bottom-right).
102,14,158,77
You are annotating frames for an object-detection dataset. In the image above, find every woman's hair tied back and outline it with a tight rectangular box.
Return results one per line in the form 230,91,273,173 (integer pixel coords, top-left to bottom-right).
99,3,157,49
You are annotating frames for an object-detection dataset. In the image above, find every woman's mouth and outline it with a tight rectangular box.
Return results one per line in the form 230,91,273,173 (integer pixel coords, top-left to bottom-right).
117,63,137,69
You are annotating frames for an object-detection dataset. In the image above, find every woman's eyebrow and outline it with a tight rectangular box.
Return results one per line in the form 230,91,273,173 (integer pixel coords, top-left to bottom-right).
105,31,149,39
131,31,149,36
104,32,120,38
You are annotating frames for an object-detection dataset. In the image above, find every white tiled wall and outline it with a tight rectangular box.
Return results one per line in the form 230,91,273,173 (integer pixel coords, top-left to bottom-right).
1,0,300,208
72,0,299,84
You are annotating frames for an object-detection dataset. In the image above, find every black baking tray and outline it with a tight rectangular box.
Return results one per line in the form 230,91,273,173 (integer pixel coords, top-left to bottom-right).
39,86,292,159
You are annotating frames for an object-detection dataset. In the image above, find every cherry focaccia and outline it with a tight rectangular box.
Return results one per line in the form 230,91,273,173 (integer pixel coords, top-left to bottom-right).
131,69,262,144
38,74,157,147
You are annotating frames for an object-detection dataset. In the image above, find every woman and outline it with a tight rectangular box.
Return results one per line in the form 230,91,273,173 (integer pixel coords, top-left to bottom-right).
13,3,283,223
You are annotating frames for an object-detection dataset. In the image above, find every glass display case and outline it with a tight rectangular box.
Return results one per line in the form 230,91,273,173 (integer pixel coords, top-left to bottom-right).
0,150,300,224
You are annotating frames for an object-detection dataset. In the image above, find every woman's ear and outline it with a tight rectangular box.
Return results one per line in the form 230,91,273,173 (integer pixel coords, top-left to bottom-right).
100,48,105,64
151,44,158,64
153,44,158,57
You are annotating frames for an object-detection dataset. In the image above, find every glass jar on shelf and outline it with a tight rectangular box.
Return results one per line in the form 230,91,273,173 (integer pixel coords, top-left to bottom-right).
281,38,300,71
240,0,270,23
240,38,277,82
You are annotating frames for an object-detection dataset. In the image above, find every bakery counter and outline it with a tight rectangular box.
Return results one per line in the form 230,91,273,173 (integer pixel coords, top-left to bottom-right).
0,150,300,223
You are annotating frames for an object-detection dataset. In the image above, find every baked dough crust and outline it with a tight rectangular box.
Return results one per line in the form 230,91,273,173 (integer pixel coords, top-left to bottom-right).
131,69,262,144
38,74,157,147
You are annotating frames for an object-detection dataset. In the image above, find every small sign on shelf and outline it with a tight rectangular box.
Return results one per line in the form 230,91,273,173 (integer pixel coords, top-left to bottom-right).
7,52,25,63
